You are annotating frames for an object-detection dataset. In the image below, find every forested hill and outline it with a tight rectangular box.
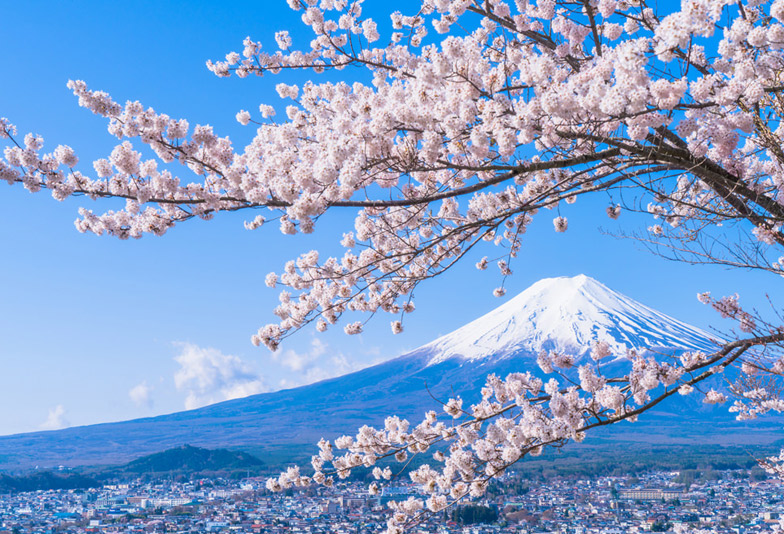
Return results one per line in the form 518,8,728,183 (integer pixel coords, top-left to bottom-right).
111,444,265,476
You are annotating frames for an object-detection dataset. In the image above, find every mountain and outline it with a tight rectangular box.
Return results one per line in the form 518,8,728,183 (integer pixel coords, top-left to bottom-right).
0,275,775,471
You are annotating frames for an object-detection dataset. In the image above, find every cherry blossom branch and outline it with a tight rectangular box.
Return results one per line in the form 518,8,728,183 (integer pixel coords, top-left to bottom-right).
3,0,784,354
268,323,784,533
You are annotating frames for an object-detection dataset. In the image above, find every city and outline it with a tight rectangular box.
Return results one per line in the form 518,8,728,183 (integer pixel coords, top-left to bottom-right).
1,468,781,534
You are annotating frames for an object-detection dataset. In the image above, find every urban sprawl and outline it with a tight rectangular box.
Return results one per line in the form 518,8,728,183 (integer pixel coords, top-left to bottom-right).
1,469,781,534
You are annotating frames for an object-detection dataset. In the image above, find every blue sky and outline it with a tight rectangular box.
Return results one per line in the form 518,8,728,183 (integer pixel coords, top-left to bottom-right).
0,1,778,436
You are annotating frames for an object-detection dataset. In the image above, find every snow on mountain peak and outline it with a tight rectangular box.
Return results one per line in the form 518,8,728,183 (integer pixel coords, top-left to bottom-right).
423,274,715,365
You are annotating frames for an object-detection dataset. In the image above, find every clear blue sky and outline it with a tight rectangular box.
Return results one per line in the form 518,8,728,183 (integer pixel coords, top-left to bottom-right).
0,1,777,435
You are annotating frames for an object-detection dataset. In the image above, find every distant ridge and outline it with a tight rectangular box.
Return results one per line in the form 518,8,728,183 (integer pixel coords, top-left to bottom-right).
0,275,773,471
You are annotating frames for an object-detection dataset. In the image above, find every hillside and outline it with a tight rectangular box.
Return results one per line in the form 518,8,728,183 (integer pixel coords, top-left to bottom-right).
112,444,264,476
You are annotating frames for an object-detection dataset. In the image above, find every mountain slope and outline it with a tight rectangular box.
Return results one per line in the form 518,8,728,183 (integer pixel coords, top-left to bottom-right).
0,275,772,471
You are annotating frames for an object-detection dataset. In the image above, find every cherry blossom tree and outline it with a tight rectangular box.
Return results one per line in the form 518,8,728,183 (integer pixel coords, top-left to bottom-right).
4,0,784,530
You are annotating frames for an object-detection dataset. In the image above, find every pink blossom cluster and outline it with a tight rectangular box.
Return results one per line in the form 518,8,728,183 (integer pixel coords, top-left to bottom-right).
760,448,784,481
701,292,758,334
729,382,784,420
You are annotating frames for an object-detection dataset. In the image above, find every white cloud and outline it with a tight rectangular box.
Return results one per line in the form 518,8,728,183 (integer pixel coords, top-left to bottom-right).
40,405,69,431
274,339,370,388
273,338,327,372
129,381,153,407
223,379,267,401
173,343,268,410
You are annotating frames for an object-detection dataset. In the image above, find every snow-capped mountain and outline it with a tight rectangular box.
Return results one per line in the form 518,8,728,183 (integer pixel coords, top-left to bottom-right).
424,274,716,365
0,275,764,471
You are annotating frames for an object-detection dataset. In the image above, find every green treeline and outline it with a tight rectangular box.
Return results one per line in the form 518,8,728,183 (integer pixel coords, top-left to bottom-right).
451,504,498,524
0,472,100,493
